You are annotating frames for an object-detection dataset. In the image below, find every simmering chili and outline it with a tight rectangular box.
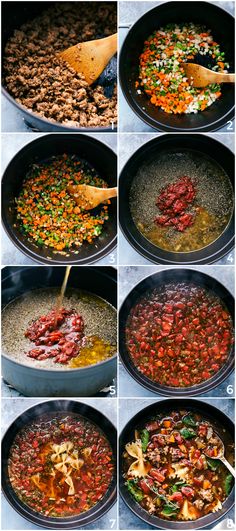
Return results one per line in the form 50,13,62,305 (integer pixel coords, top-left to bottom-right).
126,282,234,387
8,413,114,518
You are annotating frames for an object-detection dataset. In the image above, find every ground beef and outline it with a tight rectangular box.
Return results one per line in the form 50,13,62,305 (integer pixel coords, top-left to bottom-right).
3,2,117,128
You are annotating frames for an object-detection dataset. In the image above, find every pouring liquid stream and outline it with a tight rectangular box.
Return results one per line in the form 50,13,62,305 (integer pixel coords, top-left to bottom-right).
52,264,116,366
54,265,72,325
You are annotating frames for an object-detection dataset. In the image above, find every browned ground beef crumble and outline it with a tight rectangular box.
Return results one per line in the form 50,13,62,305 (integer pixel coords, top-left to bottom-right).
3,2,117,128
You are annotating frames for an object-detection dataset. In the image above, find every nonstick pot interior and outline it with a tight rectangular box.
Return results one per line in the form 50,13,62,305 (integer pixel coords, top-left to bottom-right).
2,134,117,264
1,266,117,397
1,1,117,132
2,399,117,529
119,268,234,396
2,265,117,309
119,1,235,132
119,134,235,265
119,398,235,530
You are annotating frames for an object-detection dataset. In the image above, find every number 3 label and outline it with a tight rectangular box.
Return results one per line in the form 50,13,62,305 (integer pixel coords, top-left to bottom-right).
109,253,115,264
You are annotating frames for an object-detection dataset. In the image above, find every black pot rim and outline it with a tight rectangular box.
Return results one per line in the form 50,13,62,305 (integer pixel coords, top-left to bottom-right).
1,348,117,374
119,267,235,396
119,134,235,265
2,87,117,133
119,1,235,132
2,399,117,529
119,398,235,530
1,221,117,265
2,133,117,264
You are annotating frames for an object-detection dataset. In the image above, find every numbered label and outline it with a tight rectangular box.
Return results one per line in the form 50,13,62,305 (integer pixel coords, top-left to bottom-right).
227,120,233,131
227,519,235,529
109,385,116,396
109,519,116,528
227,384,234,395
109,253,116,264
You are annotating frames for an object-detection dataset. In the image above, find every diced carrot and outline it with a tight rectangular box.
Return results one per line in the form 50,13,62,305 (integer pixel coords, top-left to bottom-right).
163,420,171,428
203,480,211,489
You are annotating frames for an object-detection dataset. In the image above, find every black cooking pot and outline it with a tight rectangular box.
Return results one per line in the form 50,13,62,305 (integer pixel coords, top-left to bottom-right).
2,134,117,264
2,266,117,397
119,1,235,132
119,268,234,396
119,398,235,529
119,134,234,265
2,399,117,529
1,1,117,132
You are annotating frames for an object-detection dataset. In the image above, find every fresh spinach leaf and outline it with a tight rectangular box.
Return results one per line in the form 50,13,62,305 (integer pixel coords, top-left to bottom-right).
170,481,188,493
141,428,149,452
182,414,197,427
207,458,221,471
180,427,196,439
161,502,179,516
224,474,233,496
126,479,143,502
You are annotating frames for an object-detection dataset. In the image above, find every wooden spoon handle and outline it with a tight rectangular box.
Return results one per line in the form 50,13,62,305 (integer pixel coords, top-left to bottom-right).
101,187,118,200
211,72,235,83
97,33,117,63
105,33,117,58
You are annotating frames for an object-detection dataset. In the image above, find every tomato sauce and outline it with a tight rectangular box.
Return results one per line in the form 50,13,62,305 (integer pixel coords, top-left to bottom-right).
8,413,114,518
126,282,234,387
155,176,196,232
25,307,85,364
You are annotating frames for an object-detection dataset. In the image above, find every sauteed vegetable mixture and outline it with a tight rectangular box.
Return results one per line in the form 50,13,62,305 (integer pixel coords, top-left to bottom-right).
123,409,234,520
137,23,229,114
16,154,109,252
126,282,234,387
8,413,114,517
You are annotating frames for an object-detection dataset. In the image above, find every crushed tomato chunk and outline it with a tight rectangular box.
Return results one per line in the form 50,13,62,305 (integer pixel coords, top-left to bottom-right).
154,176,196,232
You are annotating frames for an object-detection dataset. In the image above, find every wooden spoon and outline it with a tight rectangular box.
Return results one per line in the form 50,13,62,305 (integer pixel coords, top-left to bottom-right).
67,184,117,210
183,63,235,88
58,33,117,85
